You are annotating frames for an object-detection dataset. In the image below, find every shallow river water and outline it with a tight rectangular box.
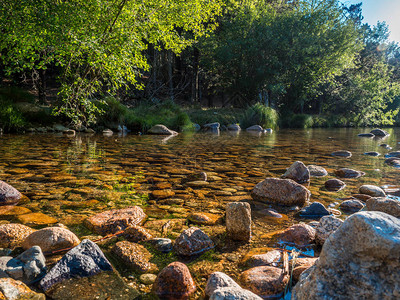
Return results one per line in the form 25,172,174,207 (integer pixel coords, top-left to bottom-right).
0,128,399,297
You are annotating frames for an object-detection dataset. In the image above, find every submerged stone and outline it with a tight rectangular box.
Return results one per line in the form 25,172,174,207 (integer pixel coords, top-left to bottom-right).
299,202,331,219
0,181,22,206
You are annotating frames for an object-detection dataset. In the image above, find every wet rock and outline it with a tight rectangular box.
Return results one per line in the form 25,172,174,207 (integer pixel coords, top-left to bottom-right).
380,143,392,149
370,128,389,137
0,181,22,206
281,161,310,183
147,238,173,253
153,262,196,300
251,178,311,206
84,206,146,235
307,165,328,177
0,205,32,217
291,257,318,282
188,212,222,225
246,125,263,132
148,124,178,135
227,124,241,131
0,278,45,300
123,225,153,242
324,178,346,191
210,287,263,300
151,189,175,199
334,168,365,178
385,157,400,168
185,181,209,187
226,202,251,241
385,151,400,158
0,224,35,249
359,185,386,197
174,227,214,256
3,246,46,283
364,151,380,156
339,199,364,213
112,241,155,273
203,122,220,131
279,224,316,247
331,150,352,158
242,250,281,268
366,197,400,218
22,227,80,253
140,273,157,285
315,215,343,246
239,266,289,299
16,213,58,226
358,133,375,138
299,202,330,219
205,272,241,296
292,212,400,300
353,193,372,202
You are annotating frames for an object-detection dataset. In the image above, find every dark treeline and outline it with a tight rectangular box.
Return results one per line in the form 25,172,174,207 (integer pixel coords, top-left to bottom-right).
1,0,400,130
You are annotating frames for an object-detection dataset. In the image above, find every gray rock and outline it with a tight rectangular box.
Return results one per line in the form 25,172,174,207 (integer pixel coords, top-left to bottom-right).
227,124,241,131
299,202,330,219
366,197,400,218
281,161,310,183
204,122,220,131
210,287,263,300
205,272,241,296
359,185,386,197
331,150,352,158
339,199,364,213
370,128,389,137
53,124,68,132
39,239,113,291
307,165,328,177
292,211,400,300
334,168,365,178
385,151,400,158
148,124,177,135
226,202,251,241
174,227,214,256
102,129,113,136
315,215,343,246
246,125,263,132
147,238,172,253
0,181,22,206
324,179,346,192
364,151,380,156
3,246,46,284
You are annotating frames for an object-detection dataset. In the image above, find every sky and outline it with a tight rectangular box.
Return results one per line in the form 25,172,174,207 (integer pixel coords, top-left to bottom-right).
344,0,400,42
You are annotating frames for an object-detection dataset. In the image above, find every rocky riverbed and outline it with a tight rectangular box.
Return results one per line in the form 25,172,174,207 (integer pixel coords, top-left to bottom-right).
0,128,399,299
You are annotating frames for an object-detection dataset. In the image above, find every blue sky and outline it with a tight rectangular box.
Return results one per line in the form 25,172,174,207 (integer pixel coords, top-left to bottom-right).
344,0,400,42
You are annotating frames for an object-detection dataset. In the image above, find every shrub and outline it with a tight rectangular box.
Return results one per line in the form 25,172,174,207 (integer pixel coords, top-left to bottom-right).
0,101,26,131
280,113,313,128
240,103,278,129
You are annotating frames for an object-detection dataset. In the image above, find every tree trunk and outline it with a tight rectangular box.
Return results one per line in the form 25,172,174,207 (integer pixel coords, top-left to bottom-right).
38,68,47,103
191,48,200,104
167,50,174,101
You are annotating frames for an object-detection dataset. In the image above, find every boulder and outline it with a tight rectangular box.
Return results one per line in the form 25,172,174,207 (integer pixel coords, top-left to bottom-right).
359,185,386,197
226,202,251,241
366,197,400,218
251,178,311,206
203,122,220,131
239,266,289,299
299,202,330,219
153,262,196,300
339,199,364,213
307,165,328,177
174,227,214,256
22,227,80,253
84,206,146,235
292,211,400,300
281,161,310,183
205,272,241,296
315,215,343,246
227,124,241,131
279,224,316,247
334,168,365,178
246,125,264,132
370,128,389,137
331,150,352,158
2,246,46,284
0,278,45,300
148,124,178,135
210,287,262,300
0,224,35,249
0,181,22,206
324,179,346,192
112,241,155,273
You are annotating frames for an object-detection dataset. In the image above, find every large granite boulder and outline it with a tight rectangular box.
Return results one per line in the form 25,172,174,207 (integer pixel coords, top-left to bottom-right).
0,224,35,249
226,202,251,241
281,161,310,183
366,197,400,218
84,206,146,235
0,181,22,206
292,211,400,299
251,178,310,206
174,227,214,256
148,124,177,135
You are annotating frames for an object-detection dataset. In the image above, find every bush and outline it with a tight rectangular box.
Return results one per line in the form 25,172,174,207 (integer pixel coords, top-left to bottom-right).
0,100,26,132
280,113,313,128
240,103,278,129
186,107,243,126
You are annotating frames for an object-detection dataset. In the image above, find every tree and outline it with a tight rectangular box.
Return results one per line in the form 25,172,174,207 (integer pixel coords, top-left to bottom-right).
0,0,223,125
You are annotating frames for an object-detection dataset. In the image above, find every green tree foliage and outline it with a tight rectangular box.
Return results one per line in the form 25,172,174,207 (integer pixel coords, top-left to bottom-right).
0,0,223,125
